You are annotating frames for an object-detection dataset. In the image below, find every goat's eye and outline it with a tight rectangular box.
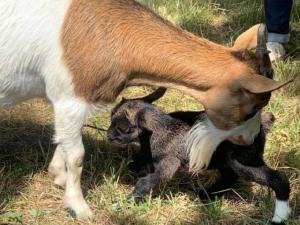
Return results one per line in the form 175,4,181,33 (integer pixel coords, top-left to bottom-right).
115,125,136,134
245,106,261,120
253,104,263,112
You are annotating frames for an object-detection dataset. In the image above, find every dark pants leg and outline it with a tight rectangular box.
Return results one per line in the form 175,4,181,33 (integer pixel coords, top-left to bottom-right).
264,0,293,42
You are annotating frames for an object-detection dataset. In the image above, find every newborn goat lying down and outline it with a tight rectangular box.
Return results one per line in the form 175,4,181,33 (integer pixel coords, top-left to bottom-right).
107,88,291,225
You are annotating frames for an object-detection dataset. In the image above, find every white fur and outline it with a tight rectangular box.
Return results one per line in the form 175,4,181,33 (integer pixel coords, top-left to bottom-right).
0,0,100,220
272,200,291,223
49,145,67,187
186,112,261,174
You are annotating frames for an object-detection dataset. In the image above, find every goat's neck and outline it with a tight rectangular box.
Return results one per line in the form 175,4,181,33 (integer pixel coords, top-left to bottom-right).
108,2,248,99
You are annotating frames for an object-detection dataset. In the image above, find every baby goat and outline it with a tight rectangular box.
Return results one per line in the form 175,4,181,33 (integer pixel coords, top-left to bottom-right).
107,88,291,225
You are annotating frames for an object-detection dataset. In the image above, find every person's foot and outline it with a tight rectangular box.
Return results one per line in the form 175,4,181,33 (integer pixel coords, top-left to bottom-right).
266,42,286,61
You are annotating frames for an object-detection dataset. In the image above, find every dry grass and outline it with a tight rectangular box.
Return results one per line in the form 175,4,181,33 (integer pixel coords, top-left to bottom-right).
0,91,299,225
0,0,300,224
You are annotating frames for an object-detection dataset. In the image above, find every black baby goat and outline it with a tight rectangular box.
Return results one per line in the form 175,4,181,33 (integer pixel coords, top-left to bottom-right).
107,88,291,225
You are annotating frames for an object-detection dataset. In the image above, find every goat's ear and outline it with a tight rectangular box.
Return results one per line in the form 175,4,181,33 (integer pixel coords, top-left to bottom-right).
140,87,167,103
232,24,260,51
237,74,293,94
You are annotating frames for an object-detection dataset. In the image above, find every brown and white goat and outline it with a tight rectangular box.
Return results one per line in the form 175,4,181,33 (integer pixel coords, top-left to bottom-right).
0,0,291,220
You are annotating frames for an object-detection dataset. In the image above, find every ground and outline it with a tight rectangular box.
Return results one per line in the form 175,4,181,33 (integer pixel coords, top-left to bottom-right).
0,0,299,224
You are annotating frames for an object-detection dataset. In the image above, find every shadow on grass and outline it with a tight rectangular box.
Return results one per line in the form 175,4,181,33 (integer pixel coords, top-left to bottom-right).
0,118,256,223
0,120,53,207
0,119,114,209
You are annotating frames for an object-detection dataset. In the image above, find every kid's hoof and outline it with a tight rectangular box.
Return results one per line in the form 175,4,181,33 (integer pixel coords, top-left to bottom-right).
271,222,285,225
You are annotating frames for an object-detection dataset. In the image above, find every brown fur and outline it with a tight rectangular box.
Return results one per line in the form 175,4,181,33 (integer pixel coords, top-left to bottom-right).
61,0,290,129
232,24,260,51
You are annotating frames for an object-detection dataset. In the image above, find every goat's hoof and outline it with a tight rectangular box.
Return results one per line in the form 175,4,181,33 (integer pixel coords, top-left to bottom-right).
67,207,94,221
65,198,94,221
48,165,66,188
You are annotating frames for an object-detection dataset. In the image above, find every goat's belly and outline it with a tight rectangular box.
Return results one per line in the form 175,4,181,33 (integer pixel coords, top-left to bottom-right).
0,73,46,107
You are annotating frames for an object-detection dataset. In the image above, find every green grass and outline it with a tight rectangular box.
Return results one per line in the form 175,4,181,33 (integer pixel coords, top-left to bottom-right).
0,0,300,224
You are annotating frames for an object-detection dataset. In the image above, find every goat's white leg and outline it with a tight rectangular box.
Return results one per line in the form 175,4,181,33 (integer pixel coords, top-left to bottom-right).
48,145,67,187
53,99,94,221
63,138,94,220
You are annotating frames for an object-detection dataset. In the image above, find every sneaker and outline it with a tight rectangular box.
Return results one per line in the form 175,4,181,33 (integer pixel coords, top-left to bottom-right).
266,42,286,62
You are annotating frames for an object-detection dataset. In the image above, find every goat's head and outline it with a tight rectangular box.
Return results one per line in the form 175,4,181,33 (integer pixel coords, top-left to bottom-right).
107,88,166,145
200,24,292,145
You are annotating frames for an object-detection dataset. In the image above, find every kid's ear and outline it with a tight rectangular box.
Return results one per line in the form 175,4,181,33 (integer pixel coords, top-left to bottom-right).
137,87,167,103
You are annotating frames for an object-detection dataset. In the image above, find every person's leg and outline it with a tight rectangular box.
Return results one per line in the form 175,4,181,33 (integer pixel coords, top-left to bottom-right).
264,0,293,60
265,0,293,43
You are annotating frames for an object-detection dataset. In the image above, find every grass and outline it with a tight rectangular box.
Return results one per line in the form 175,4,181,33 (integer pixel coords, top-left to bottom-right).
0,0,299,224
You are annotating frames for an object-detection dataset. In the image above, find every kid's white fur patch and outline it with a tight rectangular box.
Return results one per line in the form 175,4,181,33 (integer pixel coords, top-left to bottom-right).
272,200,291,223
